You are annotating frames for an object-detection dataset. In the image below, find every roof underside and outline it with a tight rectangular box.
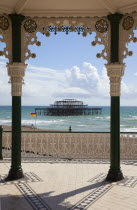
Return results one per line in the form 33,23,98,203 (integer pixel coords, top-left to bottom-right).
0,0,137,17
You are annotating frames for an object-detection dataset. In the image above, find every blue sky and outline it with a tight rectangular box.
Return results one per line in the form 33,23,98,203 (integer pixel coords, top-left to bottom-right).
0,31,137,106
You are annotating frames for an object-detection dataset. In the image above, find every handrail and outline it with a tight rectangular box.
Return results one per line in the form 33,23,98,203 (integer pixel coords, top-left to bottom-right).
3,130,110,133
2,130,137,134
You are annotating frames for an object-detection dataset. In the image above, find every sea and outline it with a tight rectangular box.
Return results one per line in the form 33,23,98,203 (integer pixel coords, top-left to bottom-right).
0,106,137,132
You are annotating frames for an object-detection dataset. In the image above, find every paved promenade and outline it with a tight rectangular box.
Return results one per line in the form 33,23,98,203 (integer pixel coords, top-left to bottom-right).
0,158,137,210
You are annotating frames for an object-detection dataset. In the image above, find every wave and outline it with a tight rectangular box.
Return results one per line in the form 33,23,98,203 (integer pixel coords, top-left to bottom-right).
121,116,137,120
77,125,87,127
21,119,66,125
0,119,11,124
120,125,132,128
130,115,137,120
120,127,137,132
5,116,11,119
95,117,103,119
95,116,110,120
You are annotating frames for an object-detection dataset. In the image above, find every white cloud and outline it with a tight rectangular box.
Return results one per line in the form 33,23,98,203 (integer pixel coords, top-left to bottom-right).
65,62,109,98
0,60,137,105
53,87,91,98
0,61,11,105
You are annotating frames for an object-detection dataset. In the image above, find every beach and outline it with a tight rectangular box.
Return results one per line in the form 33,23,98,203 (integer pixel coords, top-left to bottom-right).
1,125,60,132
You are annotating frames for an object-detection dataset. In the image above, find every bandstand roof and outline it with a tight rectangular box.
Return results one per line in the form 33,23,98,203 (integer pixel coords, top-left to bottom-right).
0,0,137,17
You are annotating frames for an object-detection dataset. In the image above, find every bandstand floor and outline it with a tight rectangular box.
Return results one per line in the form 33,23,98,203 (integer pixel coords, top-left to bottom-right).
0,158,137,210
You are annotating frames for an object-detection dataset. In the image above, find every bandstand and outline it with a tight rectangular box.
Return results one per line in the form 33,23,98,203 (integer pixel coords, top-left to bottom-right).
0,0,137,182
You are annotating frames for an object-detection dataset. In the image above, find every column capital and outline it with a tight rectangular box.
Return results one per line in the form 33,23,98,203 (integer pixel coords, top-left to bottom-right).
105,63,125,96
106,63,125,78
7,62,27,77
107,13,123,23
7,62,27,96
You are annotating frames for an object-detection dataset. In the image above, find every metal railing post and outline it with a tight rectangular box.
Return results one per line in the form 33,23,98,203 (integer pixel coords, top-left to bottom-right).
0,126,3,160
69,126,72,132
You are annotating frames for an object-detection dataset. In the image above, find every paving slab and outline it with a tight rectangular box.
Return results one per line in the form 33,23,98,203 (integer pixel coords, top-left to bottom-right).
0,159,137,210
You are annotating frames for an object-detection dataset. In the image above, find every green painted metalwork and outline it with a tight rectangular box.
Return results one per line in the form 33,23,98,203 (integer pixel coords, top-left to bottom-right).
10,96,22,170
6,14,25,181
9,14,25,62
0,126,3,160
106,13,124,182
3,130,110,133
3,131,137,134
107,13,123,63
110,97,120,171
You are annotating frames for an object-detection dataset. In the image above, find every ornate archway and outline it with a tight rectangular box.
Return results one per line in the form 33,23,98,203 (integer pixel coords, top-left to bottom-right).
0,8,137,181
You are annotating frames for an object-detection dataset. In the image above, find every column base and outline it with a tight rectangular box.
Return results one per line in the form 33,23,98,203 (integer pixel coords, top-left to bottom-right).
105,169,124,182
5,168,24,181
0,156,3,160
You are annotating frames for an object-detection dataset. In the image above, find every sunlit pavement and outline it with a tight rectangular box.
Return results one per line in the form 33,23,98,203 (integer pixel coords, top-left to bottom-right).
0,158,137,210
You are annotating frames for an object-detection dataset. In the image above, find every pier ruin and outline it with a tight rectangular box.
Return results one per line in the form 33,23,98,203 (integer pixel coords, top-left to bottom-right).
35,99,102,116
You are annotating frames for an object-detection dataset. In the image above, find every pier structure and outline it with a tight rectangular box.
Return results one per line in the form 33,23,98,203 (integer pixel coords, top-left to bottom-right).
35,99,102,116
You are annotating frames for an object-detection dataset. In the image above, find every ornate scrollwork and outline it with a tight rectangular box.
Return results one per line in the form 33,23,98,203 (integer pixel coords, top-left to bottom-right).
95,19,109,33
0,16,9,30
0,15,11,61
119,14,137,62
24,19,37,33
22,17,110,62
122,16,134,30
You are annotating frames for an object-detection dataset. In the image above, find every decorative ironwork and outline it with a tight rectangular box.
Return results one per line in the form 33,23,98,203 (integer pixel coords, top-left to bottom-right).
24,19,37,33
22,17,110,62
0,16,9,30
0,51,3,56
96,53,101,58
31,53,36,58
95,19,108,33
36,41,41,46
119,14,137,62
47,25,90,35
91,41,96,46
2,132,137,159
0,16,11,61
122,16,134,30
128,51,133,56
48,25,58,35
133,37,137,43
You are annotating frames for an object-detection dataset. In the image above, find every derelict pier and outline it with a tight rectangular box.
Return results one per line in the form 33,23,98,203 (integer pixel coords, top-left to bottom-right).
35,99,102,116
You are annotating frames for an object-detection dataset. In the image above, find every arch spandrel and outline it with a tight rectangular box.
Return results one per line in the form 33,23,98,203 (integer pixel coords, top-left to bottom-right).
119,13,137,63
21,16,110,63
0,15,12,62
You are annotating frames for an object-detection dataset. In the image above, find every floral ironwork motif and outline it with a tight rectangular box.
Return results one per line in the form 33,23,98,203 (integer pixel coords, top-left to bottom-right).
45,25,91,35
122,16,134,30
95,19,108,33
0,16,9,30
24,19,37,33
